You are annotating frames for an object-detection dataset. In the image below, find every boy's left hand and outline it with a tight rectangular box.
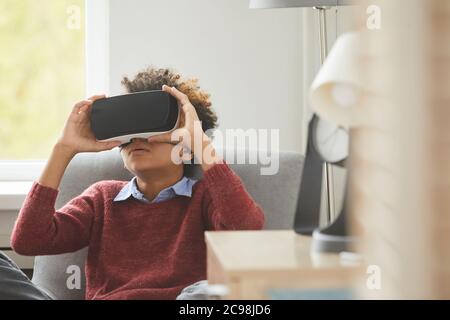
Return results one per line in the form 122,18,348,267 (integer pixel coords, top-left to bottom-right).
147,85,220,171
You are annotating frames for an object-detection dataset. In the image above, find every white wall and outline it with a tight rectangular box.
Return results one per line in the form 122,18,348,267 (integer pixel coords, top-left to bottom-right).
107,0,303,152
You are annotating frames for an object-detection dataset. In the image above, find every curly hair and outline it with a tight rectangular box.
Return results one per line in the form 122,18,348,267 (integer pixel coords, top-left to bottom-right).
121,67,218,133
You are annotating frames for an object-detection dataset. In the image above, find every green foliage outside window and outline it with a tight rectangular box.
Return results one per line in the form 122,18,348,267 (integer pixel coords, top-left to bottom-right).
0,0,85,159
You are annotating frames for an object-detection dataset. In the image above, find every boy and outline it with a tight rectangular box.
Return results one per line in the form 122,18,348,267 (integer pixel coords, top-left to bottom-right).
6,67,265,300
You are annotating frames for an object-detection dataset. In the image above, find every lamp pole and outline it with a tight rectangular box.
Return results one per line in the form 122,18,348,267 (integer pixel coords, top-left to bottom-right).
315,6,336,223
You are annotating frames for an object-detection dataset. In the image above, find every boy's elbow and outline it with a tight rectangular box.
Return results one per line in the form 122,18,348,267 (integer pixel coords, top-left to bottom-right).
10,231,40,256
239,206,265,230
252,206,265,230
258,215,265,230
10,238,30,256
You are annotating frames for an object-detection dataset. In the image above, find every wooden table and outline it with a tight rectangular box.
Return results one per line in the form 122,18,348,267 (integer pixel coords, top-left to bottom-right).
206,230,362,299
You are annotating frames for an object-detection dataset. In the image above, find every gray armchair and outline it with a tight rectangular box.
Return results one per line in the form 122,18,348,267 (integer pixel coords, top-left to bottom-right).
31,149,304,299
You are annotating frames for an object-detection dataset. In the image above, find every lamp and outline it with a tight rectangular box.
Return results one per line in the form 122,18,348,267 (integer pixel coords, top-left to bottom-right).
250,0,354,238
310,31,364,128
308,31,363,252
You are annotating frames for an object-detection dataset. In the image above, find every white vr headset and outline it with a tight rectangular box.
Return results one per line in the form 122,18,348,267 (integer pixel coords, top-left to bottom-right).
90,90,180,146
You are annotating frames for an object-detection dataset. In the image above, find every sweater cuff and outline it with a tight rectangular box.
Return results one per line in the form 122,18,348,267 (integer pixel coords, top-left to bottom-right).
28,181,59,205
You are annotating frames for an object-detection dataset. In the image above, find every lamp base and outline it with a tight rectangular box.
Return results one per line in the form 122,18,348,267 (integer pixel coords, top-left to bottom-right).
311,206,358,253
312,229,357,253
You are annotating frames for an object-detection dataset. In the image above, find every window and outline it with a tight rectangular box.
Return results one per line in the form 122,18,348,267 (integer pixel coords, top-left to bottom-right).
0,0,85,161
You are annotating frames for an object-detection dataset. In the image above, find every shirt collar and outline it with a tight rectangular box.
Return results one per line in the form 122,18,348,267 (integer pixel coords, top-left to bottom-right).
113,176,197,203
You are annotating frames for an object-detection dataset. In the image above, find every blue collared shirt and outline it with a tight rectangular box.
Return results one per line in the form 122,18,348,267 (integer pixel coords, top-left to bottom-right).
113,176,197,204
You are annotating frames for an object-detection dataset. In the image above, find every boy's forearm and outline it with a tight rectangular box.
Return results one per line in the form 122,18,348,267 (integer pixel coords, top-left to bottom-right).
37,144,76,190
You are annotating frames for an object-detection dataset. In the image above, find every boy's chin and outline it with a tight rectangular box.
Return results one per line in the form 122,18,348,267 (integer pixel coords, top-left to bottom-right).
128,160,174,174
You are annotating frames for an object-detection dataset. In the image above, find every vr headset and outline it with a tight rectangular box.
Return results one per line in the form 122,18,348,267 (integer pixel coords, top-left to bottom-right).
90,90,180,146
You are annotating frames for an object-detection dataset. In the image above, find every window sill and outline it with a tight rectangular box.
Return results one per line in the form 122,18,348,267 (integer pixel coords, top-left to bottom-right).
0,181,33,211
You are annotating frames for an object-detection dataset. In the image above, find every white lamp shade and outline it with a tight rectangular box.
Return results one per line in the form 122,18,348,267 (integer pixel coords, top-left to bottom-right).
310,32,364,127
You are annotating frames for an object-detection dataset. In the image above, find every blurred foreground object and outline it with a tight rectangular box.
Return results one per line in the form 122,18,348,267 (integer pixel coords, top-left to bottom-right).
350,0,450,299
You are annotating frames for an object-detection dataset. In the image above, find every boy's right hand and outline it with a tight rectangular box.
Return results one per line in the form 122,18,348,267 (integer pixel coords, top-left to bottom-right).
56,95,122,156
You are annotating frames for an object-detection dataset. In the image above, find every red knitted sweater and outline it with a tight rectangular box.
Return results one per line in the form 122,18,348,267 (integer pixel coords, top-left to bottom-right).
11,163,265,300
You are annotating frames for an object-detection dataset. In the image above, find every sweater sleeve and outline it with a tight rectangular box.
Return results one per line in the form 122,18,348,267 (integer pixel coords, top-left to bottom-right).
202,163,265,231
10,182,100,256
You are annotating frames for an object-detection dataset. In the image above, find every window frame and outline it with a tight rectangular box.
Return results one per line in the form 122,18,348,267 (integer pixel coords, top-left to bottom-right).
0,0,109,183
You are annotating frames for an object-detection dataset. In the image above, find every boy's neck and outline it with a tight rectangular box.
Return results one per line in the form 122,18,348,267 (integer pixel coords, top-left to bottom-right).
135,167,184,202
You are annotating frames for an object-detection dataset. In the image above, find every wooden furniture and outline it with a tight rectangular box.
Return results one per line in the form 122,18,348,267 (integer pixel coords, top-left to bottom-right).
206,230,362,299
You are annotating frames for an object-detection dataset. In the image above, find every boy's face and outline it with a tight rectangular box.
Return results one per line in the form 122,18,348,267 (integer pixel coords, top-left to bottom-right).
120,138,179,175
